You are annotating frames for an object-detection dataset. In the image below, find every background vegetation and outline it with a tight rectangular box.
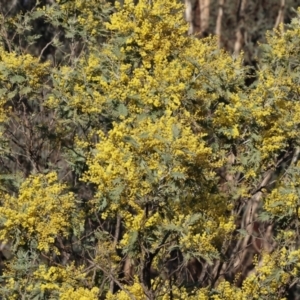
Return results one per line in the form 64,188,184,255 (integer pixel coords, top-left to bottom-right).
0,0,300,299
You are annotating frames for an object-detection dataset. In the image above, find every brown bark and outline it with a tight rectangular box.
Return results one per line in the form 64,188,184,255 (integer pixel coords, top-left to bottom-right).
185,0,195,35
110,215,122,293
198,0,210,36
234,0,247,56
200,0,211,35
274,0,285,29
215,0,225,47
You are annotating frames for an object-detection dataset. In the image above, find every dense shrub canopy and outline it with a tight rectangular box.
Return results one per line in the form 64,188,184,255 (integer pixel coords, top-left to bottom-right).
0,0,300,299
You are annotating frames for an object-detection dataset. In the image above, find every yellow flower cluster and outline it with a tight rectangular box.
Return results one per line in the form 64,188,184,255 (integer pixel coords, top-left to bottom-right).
214,13,300,160
107,0,187,67
60,287,99,300
3,262,95,299
207,245,300,299
106,276,145,300
0,172,81,253
0,47,50,89
56,0,110,38
265,186,298,216
0,47,50,123
84,113,214,230
49,0,242,121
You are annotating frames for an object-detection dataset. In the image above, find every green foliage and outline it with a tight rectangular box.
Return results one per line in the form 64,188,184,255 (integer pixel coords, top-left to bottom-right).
1,0,300,299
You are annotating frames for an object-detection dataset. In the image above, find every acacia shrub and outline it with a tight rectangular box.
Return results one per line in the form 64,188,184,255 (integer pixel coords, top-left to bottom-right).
0,0,300,299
